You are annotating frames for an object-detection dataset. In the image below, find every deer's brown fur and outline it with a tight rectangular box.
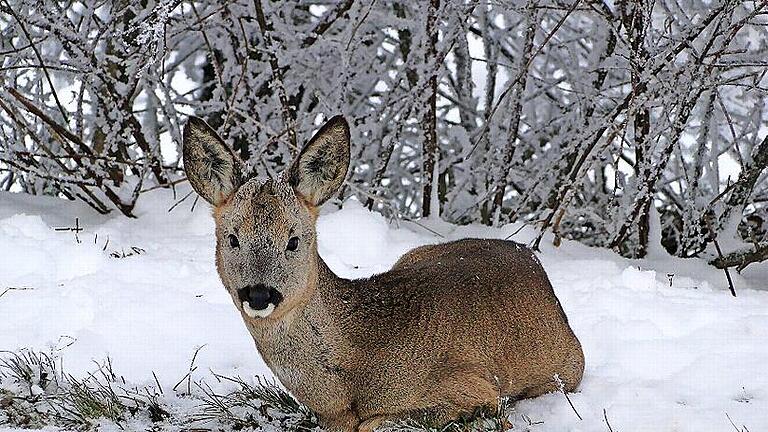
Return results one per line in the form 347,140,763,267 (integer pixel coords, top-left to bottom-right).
183,115,584,432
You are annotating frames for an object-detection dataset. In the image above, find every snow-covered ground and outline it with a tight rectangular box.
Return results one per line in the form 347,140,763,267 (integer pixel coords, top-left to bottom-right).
1,188,767,431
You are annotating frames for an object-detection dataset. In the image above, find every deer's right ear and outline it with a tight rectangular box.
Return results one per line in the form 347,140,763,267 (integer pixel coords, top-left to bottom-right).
182,117,244,206
285,116,350,207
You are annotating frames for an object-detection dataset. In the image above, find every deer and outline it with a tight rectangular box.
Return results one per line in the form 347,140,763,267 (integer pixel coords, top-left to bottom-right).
182,115,584,432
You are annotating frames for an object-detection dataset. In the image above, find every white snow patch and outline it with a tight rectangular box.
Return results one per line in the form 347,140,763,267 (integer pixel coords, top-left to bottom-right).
1,188,767,431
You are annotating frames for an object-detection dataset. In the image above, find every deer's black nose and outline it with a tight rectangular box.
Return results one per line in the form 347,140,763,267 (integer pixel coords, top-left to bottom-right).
237,284,283,310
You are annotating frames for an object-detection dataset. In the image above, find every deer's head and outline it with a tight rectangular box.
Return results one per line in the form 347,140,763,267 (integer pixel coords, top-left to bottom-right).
182,116,350,320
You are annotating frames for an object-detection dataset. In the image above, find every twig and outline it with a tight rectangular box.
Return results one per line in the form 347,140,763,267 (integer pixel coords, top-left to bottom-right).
489,0,538,222
553,374,582,421
191,195,201,213
7,88,91,157
401,218,446,238
252,0,297,153
603,408,615,432
152,371,164,395
709,241,768,273
173,345,206,394
726,412,750,432
711,236,737,296
168,190,193,213
190,2,225,92
222,17,251,132
54,218,83,244
2,0,69,123
505,222,530,240
188,345,205,395
171,366,197,393
706,219,737,296
5,150,151,166
345,0,376,50
0,286,34,299
142,177,187,193
301,0,355,48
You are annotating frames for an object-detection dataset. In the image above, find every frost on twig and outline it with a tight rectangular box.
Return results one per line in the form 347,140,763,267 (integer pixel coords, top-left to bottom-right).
553,373,582,421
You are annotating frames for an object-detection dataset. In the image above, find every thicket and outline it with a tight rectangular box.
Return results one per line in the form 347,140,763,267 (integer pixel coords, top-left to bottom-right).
1,0,766,270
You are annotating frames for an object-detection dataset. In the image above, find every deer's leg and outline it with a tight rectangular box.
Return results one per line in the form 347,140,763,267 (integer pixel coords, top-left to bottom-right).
355,401,499,432
355,373,502,431
430,372,501,424
320,409,359,432
517,381,558,399
356,415,388,432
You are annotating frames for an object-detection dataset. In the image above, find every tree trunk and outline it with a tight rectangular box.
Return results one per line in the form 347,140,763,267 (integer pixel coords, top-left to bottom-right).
421,0,439,218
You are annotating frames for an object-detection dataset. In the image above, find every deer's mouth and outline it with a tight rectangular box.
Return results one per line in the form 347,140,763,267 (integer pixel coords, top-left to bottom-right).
237,284,283,318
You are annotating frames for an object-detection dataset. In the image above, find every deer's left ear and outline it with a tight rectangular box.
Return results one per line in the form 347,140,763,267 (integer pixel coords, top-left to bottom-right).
285,116,350,207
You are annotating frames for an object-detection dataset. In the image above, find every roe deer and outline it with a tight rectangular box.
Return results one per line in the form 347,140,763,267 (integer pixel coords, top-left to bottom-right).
182,115,584,432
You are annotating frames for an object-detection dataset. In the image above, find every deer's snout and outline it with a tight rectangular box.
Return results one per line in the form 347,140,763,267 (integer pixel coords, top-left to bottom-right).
237,284,283,318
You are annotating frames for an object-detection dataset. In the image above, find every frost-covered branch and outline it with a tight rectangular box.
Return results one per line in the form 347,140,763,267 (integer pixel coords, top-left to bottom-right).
1,0,766,264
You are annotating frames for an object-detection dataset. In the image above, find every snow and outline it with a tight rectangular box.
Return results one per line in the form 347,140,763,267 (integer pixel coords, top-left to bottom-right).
1,188,767,431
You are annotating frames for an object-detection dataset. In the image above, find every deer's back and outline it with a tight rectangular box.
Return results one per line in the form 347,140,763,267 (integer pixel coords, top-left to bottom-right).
328,238,583,410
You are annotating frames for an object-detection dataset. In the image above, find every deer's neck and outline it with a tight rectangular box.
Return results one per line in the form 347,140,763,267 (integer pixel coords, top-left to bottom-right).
299,251,350,331
246,251,352,397
315,251,348,292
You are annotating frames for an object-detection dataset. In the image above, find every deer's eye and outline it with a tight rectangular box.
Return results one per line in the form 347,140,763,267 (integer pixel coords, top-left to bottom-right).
286,236,299,252
228,234,240,248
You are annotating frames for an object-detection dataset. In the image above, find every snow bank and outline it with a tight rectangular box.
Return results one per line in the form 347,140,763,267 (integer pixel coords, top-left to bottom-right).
1,189,766,431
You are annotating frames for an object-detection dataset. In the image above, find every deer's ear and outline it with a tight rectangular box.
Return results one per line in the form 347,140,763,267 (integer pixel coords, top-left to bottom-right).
182,116,244,206
285,116,350,207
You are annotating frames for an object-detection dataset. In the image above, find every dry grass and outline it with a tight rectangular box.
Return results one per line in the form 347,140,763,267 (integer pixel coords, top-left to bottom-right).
1,350,518,432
